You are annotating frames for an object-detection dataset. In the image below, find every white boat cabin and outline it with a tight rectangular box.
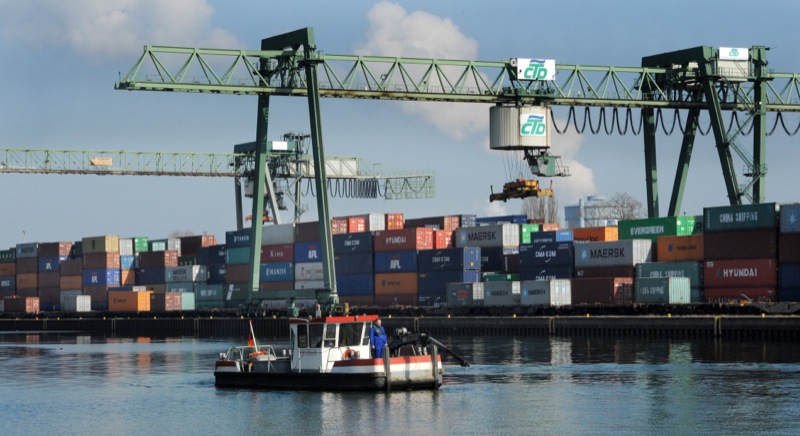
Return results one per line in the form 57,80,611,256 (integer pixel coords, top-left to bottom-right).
289,314,378,372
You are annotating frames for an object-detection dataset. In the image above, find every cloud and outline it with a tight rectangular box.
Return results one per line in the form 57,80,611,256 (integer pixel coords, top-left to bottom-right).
0,0,240,60
549,126,596,207
355,2,485,140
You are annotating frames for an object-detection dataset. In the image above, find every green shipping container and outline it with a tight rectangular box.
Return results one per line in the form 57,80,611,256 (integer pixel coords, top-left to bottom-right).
133,237,149,253
703,203,779,232
0,249,15,263
195,301,225,310
618,216,695,241
634,277,691,304
195,284,224,301
483,272,519,282
166,282,194,293
519,224,540,245
225,283,249,303
635,261,703,289
225,247,251,265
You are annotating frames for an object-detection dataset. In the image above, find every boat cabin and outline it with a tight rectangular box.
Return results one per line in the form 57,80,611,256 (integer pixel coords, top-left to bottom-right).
288,314,378,372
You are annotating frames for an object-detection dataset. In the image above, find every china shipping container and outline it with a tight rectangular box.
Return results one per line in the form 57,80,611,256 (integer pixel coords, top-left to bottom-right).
483,281,521,306
573,240,652,268
82,235,120,254
3,296,39,314
571,226,619,243
656,234,704,261
417,247,481,271
703,203,779,232
634,277,691,304
636,261,703,289
373,228,434,252
618,216,695,242
374,272,417,306
703,229,777,260
520,242,575,267
520,279,571,306
570,277,633,305
108,291,152,312
194,284,225,301
703,258,777,288
455,224,520,254
445,282,485,307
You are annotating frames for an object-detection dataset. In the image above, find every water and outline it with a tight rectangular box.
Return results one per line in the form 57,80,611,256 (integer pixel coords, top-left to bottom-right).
2,332,800,435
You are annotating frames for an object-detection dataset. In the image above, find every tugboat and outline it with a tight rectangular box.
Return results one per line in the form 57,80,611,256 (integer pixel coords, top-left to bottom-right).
214,314,469,391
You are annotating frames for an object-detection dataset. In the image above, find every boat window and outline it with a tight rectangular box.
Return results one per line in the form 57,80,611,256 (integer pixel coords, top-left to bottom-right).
359,322,370,346
324,325,337,347
309,324,324,348
297,324,308,348
339,323,353,346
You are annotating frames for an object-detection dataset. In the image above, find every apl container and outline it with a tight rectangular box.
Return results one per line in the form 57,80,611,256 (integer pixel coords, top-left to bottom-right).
636,261,703,289
704,258,777,288
634,277,691,304
455,224,520,254
445,282,484,307
82,269,121,286
374,250,418,273
373,228,434,252
520,279,571,306
703,203,779,232
656,234,704,261
294,242,324,263
520,242,575,267
572,226,619,243
618,216,695,242
571,277,633,305
39,256,68,272
520,265,573,281
483,281,521,306
704,229,777,260
417,247,481,271
573,239,652,268
333,232,373,254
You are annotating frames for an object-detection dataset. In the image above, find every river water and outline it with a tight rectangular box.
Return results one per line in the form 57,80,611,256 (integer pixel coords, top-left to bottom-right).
1,332,799,435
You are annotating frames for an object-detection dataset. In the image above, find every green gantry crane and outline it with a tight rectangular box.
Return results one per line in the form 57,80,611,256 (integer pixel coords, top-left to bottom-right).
115,27,800,310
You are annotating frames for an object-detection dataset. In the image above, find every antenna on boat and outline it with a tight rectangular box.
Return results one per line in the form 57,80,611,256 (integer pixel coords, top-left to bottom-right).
248,320,258,349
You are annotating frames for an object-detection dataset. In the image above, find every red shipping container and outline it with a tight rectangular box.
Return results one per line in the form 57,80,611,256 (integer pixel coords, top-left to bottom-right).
60,275,83,290
83,252,121,269
38,271,60,289
139,250,179,268
347,217,366,233
226,264,251,284
435,230,454,249
179,235,217,257
331,218,349,235
0,263,15,276
574,266,636,279
385,213,404,230
3,296,39,314
261,244,294,262
38,242,73,257
150,292,182,312
704,259,777,288
704,287,777,304
15,288,38,298
16,257,37,274
704,229,777,260
541,223,560,231
373,228,434,252
295,221,321,243
779,233,800,263
60,259,83,276
16,273,38,290
259,281,294,292
571,277,633,305
38,287,60,307
340,294,374,306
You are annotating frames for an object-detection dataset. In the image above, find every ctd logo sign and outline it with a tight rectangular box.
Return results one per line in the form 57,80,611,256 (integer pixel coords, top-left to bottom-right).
520,114,546,136
515,59,556,81
719,47,748,61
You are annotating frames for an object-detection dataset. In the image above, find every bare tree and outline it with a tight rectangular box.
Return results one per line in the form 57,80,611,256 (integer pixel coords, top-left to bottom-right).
523,195,559,224
607,192,643,220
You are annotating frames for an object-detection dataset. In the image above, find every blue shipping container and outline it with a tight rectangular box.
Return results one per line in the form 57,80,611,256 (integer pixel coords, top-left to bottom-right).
475,214,528,225
418,289,447,307
778,289,800,302
418,270,481,298
780,263,800,289
207,263,226,284
374,250,418,273
334,253,374,276
333,232,373,254
120,255,135,271
225,229,252,248
531,230,574,244
0,276,15,291
520,265,573,281
459,214,477,228
137,268,166,285
520,242,575,267
83,269,121,286
294,241,323,263
196,245,226,264
480,247,521,272
417,247,481,271
260,262,294,283
38,256,68,272
336,274,374,296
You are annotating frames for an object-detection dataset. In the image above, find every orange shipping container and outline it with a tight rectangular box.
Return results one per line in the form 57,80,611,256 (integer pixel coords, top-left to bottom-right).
657,234,704,261
435,230,454,249
83,252,121,269
16,273,38,290
331,218,349,235
60,275,83,290
540,223,560,231
572,226,618,242
385,213,404,230
374,272,418,295
121,269,136,286
348,217,366,233
0,263,15,276
108,291,152,312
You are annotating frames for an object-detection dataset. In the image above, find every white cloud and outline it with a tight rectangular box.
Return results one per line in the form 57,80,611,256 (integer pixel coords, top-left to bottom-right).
355,2,485,140
0,0,240,60
549,127,596,207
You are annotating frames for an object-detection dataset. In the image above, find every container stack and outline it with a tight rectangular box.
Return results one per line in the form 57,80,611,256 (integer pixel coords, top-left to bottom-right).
37,242,72,310
571,239,652,304
294,242,323,290
333,231,374,306
372,227,432,306
618,216,695,262
458,223,521,276
702,203,779,303
224,229,254,308
0,248,15,299
82,236,121,311
779,204,800,301
417,247,481,306
15,242,38,299
572,226,618,243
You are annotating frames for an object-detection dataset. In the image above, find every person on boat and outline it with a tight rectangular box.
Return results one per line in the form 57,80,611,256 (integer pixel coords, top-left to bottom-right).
370,318,387,358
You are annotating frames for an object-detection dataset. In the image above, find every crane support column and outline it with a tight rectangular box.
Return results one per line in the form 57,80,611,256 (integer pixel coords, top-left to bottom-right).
246,94,270,297
702,75,741,205
642,107,659,217
752,46,769,203
668,107,700,216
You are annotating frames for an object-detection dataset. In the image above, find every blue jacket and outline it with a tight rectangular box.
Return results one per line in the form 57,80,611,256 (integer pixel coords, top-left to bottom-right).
370,324,387,348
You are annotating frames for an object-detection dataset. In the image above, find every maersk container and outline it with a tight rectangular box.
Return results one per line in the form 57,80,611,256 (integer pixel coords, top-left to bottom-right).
63,294,91,312
520,242,574,267
531,230,574,244
704,229,777,260
618,216,695,242
195,284,224,301
520,280,571,306
417,247,481,271
260,262,294,282
261,223,295,245
38,256,67,272
446,282,484,307
418,270,481,298
334,253,374,276
119,238,134,256
483,281,521,307
82,269,121,286
779,263,800,289
294,242,323,263
520,265,573,281
294,262,323,281
571,277,633,305
634,277,691,304
573,239,652,268
374,250,418,273
455,224,519,254
336,274,374,296
373,228,434,252
15,242,39,259
333,232,373,254
703,203,779,232
703,259,777,288
704,287,776,303
197,244,226,264
136,268,166,285
481,247,520,273
207,263,226,284
780,203,800,233
225,247,250,265
573,266,636,279
636,261,703,289
83,235,120,254
226,229,253,248
166,265,207,283
779,233,800,263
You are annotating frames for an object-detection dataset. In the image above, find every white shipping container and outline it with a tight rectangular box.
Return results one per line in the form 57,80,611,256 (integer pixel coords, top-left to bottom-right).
166,265,208,283
118,238,134,256
295,280,325,290
483,281,520,306
60,290,83,308
573,239,652,268
520,279,572,306
354,213,386,231
64,295,91,312
455,224,520,253
446,282,484,307
295,262,324,281
180,292,196,310
262,223,296,245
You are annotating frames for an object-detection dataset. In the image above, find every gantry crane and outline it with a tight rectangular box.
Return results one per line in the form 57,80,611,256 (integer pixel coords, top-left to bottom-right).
115,27,800,309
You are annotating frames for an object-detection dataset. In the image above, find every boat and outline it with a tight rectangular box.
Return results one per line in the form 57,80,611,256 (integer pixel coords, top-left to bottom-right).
214,314,469,391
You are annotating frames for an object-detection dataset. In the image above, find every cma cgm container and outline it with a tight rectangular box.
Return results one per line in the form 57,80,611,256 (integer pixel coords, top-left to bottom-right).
573,240,652,268
483,281,521,306
618,216,694,241
456,224,520,254
417,247,481,271
520,280,571,306
520,265,573,281
333,232,373,254
571,277,633,305
703,229,777,260
373,228,434,252
520,242,574,267
446,282,484,307
703,258,777,288
703,203,779,232
657,234,704,261
634,277,691,304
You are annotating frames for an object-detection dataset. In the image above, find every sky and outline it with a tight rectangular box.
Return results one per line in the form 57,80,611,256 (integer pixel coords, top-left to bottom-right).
1,0,800,249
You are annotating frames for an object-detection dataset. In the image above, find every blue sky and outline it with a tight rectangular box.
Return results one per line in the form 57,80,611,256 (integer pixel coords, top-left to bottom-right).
2,0,800,249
